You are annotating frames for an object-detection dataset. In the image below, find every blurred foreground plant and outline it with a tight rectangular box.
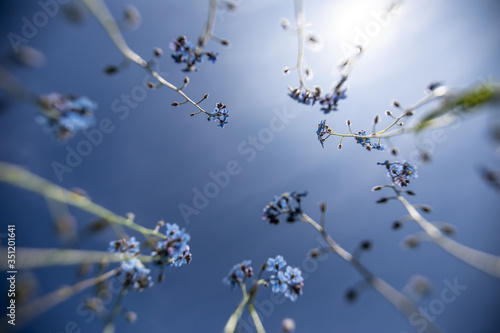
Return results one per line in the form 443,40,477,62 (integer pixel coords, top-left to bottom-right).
0,161,192,332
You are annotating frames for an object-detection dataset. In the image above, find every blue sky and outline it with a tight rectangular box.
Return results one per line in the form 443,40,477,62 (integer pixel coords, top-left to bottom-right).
1,0,500,332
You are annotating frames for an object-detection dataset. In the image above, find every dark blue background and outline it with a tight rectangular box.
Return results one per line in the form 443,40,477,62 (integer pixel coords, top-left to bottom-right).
1,0,500,332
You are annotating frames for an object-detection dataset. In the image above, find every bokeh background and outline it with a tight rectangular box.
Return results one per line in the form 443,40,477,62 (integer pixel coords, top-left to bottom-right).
1,0,500,332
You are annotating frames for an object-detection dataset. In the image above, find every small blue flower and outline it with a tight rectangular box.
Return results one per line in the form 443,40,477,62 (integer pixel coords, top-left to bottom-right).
355,130,371,147
37,93,97,140
206,52,217,63
262,191,307,224
371,142,386,151
284,281,304,302
283,266,303,284
209,102,229,128
316,120,329,148
270,270,288,293
152,223,192,267
288,87,321,106
378,160,418,187
266,255,287,272
320,87,347,113
120,257,153,291
223,260,253,288
266,265,304,301
170,36,217,71
108,237,140,256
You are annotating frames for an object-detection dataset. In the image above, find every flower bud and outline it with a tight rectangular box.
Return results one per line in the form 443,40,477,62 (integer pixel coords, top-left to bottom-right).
153,47,163,57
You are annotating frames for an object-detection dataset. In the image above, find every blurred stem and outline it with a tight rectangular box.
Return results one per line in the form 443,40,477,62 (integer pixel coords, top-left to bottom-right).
103,288,127,333
0,247,153,269
294,0,309,91
14,267,119,331
80,0,210,115
0,161,166,239
0,65,38,103
300,213,443,333
247,281,265,333
198,0,218,48
397,195,500,278
224,283,250,333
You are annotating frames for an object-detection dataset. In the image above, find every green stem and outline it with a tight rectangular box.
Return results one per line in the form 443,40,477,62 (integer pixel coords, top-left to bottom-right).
300,213,443,333
79,0,209,115
198,0,218,48
12,268,119,331
103,288,127,333
0,161,166,239
0,247,153,269
397,195,500,278
224,283,250,333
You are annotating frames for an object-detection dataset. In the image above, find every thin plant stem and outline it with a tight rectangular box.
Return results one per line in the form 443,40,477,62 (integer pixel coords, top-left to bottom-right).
300,213,443,333
396,194,500,278
0,161,166,239
11,268,119,331
198,0,218,48
0,247,153,270
80,0,211,116
294,0,309,91
103,288,127,333
224,283,250,333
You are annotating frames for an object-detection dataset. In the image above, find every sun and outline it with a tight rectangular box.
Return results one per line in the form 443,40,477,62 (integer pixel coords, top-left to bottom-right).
321,0,402,57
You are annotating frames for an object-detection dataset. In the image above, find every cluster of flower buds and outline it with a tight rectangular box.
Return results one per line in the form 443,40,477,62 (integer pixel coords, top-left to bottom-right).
36,93,97,140
262,191,307,224
223,256,304,302
151,223,192,267
170,36,217,72
378,160,417,187
288,86,347,113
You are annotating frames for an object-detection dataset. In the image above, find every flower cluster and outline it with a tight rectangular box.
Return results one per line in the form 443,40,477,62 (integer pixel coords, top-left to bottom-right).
316,120,386,151
170,36,217,72
266,255,304,301
208,102,229,128
36,92,97,140
262,191,307,224
107,237,153,291
288,86,347,113
108,237,140,256
319,87,347,113
378,160,417,187
120,257,153,291
151,223,192,267
222,260,254,288
355,130,386,151
316,119,332,148
223,256,304,302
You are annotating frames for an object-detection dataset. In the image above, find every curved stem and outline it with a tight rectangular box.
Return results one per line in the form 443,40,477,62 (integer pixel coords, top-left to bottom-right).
294,0,309,91
80,0,209,115
0,161,166,239
103,288,127,333
300,213,443,333
10,268,119,331
0,247,153,269
247,282,265,333
224,283,250,333
397,195,500,278
198,0,218,48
